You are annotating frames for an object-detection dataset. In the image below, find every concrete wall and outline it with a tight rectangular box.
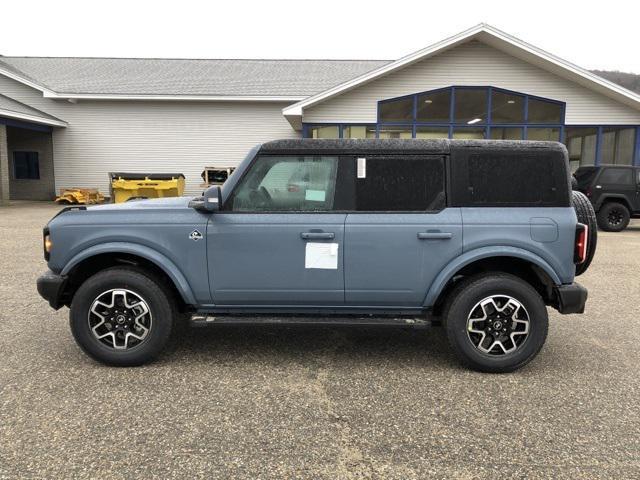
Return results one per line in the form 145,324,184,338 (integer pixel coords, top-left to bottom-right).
0,75,300,196
7,127,55,200
303,41,640,125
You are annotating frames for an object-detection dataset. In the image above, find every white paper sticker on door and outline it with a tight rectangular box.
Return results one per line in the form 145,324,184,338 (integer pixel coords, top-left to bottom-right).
305,242,339,269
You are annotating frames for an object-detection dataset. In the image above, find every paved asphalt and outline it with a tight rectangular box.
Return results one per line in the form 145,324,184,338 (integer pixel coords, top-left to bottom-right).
0,202,639,479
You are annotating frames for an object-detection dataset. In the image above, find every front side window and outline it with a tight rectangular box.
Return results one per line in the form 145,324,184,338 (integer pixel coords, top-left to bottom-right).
598,167,633,185
353,156,445,211
230,156,338,211
13,151,40,180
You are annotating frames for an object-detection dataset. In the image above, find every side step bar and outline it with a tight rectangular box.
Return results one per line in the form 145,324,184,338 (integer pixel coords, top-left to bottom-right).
190,314,433,328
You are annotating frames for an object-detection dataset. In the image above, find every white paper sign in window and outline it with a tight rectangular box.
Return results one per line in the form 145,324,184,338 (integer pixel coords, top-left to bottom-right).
357,157,367,178
305,242,339,269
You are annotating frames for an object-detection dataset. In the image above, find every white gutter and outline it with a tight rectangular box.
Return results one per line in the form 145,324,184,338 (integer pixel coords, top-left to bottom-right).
42,92,306,102
0,108,68,127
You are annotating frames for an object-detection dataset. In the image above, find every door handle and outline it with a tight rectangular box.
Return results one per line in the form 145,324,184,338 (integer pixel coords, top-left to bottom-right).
418,231,453,240
301,232,335,240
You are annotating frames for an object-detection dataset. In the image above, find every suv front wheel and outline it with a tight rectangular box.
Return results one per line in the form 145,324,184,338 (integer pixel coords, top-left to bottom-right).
597,202,630,232
444,274,548,373
70,267,175,366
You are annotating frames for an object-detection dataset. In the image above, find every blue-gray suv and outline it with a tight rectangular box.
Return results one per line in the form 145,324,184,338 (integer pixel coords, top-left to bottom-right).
37,139,596,372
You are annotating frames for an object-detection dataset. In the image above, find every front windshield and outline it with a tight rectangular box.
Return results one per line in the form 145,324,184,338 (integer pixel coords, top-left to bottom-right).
220,145,261,201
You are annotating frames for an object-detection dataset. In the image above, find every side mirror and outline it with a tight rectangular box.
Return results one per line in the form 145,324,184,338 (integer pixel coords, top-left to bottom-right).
189,185,221,212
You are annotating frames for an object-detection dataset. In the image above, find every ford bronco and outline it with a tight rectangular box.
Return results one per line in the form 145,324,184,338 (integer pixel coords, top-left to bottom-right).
573,165,640,232
37,139,596,372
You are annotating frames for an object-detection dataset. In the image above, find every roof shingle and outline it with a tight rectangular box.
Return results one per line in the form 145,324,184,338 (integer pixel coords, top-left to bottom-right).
0,57,389,96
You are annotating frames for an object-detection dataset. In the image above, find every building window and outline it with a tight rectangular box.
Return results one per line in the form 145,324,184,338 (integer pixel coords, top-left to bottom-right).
600,127,636,165
452,127,485,139
379,96,413,122
415,126,449,139
491,91,525,123
308,125,339,139
526,127,561,141
13,151,40,180
454,88,488,124
303,88,640,166
377,126,413,139
342,126,376,139
417,89,451,123
565,127,598,171
490,127,523,140
527,97,563,124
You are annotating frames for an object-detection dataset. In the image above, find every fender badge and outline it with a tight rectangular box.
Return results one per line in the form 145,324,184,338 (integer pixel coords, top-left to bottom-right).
189,230,203,241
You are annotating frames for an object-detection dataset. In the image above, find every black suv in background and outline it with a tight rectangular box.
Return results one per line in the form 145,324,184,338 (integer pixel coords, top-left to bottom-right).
573,165,640,231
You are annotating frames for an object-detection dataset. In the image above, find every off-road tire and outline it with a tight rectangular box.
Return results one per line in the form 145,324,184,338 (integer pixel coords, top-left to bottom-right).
597,201,630,232
572,190,597,275
443,273,548,373
70,267,174,366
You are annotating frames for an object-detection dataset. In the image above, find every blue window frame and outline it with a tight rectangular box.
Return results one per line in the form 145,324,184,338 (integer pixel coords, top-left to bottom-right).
302,86,640,167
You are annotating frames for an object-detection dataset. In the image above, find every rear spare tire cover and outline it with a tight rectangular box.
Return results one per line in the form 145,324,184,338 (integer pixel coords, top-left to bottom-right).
572,190,597,276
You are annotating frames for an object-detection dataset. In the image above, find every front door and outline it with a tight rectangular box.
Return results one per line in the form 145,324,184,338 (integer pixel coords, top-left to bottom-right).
596,167,639,211
207,154,345,306
342,155,463,306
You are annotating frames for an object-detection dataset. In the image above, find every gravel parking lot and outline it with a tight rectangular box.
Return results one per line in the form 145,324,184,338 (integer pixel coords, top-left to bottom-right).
1,202,639,479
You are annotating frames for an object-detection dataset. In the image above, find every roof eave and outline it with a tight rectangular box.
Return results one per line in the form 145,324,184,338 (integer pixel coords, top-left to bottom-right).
282,23,640,128
0,108,68,127
42,92,306,102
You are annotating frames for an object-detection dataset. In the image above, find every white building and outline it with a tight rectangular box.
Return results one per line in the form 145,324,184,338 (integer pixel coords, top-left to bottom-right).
1,23,639,203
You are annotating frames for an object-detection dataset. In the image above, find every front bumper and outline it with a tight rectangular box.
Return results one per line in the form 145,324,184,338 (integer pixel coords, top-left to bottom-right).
37,270,67,310
554,282,588,314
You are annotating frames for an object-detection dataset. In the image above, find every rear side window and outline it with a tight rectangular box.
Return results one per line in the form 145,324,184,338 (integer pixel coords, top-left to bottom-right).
598,167,633,185
574,167,598,188
342,156,445,211
450,149,570,207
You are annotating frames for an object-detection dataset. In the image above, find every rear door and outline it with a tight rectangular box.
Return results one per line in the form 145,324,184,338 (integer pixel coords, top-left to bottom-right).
342,155,462,306
207,154,346,305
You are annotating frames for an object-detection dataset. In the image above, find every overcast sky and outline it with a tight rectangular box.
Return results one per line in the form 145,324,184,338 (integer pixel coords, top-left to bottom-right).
0,0,638,73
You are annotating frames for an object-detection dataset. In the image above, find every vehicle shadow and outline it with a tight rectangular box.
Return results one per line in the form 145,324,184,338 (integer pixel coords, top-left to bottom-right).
164,322,459,370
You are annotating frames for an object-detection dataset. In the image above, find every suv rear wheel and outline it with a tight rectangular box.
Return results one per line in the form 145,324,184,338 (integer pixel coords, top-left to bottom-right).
69,267,174,366
597,202,630,232
443,274,548,373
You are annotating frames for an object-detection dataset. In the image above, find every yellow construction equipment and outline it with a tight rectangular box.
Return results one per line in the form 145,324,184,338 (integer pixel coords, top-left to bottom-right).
109,172,186,203
55,188,105,205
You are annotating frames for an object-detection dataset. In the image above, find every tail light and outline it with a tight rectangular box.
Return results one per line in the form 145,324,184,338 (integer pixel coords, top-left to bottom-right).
574,223,588,264
585,188,592,197
43,227,52,261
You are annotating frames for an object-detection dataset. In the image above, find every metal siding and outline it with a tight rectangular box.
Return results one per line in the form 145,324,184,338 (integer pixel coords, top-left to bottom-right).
303,41,640,125
0,75,299,196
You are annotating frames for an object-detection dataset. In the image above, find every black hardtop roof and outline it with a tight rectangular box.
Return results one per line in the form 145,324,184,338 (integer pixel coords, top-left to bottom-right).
259,139,567,155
